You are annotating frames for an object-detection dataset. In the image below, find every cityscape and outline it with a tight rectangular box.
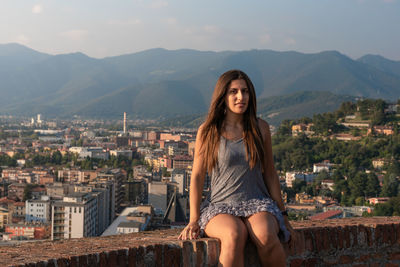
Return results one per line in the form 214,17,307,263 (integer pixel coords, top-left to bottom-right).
0,97,399,244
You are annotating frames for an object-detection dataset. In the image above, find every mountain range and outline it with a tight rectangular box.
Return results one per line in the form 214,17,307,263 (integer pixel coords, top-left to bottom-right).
1,43,400,126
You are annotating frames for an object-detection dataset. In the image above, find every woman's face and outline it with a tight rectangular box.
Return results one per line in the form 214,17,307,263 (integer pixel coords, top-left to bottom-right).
224,79,249,115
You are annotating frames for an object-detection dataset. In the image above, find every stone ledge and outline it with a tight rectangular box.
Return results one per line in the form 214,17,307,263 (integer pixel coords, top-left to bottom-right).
2,217,400,266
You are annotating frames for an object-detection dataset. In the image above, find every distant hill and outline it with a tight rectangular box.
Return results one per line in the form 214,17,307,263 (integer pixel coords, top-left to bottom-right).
0,44,399,119
358,54,400,78
158,91,356,128
257,91,356,126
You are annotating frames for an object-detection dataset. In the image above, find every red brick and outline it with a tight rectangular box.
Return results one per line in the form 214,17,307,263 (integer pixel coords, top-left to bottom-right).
99,252,108,267
343,226,351,248
336,226,344,249
322,257,338,265
128,247,137,267
56,258,69,267
117,249,128,267
87,254,98,266
370,264,380,267
136,246,145,267
290,258,304,267
46,259,57,267
78,255,88,267
108,250,118,267
181,241,193,266
350,225,359,247
69,256,78,267
390,252,400,260
206,239,220,266
352,264,368,267
304,230,314,251
314,228,331,252
328,227,338,250
340,255,354,264
193,241,206,267
388,224,397,245
395,223,400,245
385,264,399,267
144,245,162,267
164,244,181,267
36,262,46,267
356,254,371,263
289,229,305,256
375,224,385,245
304,258,317,267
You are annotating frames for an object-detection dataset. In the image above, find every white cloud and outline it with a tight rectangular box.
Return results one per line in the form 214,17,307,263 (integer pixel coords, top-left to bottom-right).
108,19,142,26
150,1,168,9
203,25,220,34
259,34,271,44
16,34,30,44
59,30,88,41
285,38,296,45
166,17,178,25
32,4,43,14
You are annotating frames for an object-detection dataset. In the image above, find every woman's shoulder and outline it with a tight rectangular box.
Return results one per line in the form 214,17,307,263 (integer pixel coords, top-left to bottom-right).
257,118,271,136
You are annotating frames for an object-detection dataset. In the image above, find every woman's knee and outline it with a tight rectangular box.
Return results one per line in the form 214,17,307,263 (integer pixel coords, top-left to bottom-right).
221,223,248,249
255,232,281,252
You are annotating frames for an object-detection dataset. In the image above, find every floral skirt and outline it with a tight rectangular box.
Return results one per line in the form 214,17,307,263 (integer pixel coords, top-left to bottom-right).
198,197,290,243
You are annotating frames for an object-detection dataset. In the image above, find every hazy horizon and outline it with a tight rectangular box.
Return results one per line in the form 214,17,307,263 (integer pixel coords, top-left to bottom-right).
1,0,399,60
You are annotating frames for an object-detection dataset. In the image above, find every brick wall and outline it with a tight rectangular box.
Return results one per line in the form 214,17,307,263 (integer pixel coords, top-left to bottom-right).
2,217,400,267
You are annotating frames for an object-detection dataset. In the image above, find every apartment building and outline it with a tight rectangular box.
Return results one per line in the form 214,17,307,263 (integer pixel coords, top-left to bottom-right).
25,195,51,223
51,193,98,240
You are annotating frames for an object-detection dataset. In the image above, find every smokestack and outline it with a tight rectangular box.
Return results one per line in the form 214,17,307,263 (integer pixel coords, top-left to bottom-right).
123,112,127,134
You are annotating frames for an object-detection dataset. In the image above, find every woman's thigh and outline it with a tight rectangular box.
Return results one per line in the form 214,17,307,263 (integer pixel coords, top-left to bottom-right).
204,213,248,243
244,211,279,247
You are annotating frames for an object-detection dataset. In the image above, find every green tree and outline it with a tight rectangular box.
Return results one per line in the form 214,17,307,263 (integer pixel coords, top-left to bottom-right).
365,173,380,197
381,174,399,197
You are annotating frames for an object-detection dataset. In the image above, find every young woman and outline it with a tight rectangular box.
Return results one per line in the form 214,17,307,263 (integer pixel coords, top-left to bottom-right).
178,70,295,267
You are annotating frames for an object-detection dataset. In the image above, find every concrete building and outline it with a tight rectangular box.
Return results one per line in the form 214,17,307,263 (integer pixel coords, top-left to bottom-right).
0,207,9,228
285,172,316,187
171,169,187,196
109,150,133,159
25,195,51,223
313,161,334,173
116,221,141,234
124,179,146,205
96,169,125,214
51,193,98,240
172,155,193,169
148,182,175,215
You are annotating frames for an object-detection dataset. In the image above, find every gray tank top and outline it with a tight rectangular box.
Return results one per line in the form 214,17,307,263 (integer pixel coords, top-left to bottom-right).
210,136,270,204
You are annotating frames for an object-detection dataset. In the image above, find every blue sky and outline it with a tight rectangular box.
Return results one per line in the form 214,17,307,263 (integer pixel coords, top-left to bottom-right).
1,0,399,60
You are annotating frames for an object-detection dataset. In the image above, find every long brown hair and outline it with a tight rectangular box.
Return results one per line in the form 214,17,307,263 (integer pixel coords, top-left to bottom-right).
200,70,265,173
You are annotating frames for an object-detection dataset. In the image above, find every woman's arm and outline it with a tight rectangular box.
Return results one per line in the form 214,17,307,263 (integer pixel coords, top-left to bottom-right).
258,118,297,244
258,119,285,210
178,124,207,240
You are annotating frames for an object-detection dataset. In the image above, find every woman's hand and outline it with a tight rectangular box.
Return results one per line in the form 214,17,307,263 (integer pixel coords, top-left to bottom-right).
283,216,298,246
178,221,201,240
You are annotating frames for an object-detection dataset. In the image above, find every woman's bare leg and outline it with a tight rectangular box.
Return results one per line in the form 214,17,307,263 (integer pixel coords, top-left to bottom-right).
244,212,286,267
205,214,248,267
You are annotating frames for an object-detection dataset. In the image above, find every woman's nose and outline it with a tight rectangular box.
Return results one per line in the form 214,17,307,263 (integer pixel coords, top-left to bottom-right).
237,91,242,100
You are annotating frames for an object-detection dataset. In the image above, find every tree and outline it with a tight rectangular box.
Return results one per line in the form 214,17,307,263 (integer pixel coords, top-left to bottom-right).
365,173,380,197
348,172,367,201
381,173,399,197
51,151,62,165
23,184,37,201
